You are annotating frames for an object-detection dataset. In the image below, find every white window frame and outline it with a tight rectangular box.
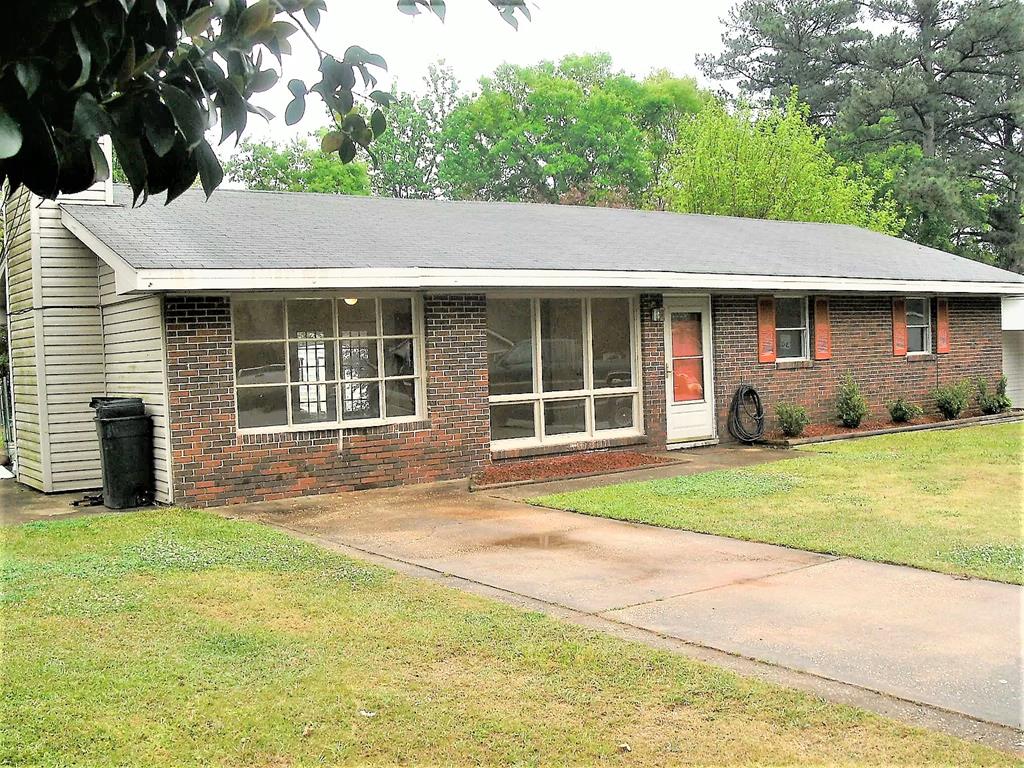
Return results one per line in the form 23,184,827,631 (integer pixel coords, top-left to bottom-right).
774,295,810,361
231,294,426,434
905,296,932,355
487,295,644,451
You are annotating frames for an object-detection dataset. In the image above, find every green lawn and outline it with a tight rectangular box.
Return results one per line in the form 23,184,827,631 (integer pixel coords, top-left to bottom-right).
537,422,1024,584
2,511,1014,766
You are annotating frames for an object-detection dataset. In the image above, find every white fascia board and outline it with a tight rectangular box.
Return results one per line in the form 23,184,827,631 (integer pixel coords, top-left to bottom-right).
129,267,1024,296
59,209,140,294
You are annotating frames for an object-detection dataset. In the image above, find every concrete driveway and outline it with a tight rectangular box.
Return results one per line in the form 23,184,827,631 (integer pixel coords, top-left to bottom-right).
224,478,1023,731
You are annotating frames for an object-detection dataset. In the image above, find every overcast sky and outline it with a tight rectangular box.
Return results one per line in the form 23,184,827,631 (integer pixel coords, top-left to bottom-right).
242,0,734,144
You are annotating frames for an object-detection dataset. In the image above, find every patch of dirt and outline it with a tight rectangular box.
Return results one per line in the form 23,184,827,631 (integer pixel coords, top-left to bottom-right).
476,451,676,487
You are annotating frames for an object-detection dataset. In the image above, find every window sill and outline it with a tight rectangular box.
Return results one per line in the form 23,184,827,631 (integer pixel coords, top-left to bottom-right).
237,414,426,436
491,433,647,460
906,353,936,363
775,359,813,370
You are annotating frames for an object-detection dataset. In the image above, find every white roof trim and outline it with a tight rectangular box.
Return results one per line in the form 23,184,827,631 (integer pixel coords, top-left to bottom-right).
129,267,1024,296
60,209,139,293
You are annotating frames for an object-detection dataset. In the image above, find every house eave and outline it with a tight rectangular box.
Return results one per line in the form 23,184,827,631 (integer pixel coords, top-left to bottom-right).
128,267,1024,296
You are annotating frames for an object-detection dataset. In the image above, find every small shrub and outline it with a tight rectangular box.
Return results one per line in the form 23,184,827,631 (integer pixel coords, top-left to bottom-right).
776,403,810,437
932,380,973,420
976,375,1012,415
835,374,869,428
887,397,923,424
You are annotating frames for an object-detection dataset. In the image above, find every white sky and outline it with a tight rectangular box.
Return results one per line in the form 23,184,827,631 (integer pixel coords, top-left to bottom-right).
240,0,733,145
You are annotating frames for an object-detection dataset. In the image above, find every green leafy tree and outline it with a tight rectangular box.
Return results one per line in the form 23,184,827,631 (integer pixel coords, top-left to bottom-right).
439,54,655,205
224,135,370,194
0,0,530,204
697,0,868,123
661,95,904,234
369,62,464,199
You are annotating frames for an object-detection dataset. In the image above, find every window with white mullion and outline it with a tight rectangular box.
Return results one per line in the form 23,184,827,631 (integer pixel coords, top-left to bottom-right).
774,296,809,361
486,295,640,446
906,297,931,353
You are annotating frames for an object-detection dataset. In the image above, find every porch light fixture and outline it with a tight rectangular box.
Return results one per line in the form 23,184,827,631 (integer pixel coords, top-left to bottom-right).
343,297,359,305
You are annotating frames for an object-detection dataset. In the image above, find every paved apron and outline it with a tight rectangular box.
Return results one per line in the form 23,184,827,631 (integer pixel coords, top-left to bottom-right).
226,480,1022,729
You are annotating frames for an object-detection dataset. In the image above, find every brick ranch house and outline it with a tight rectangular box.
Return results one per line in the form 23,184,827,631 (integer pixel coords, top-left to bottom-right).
3,176,1023,508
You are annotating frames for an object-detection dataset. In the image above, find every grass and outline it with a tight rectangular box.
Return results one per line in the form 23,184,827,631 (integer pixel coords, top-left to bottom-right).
536,422,1024,584
1,511,1015,766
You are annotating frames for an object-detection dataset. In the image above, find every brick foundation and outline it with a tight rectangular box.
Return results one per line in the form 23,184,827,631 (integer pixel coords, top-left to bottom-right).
166,294,491,507
711,294,1003,438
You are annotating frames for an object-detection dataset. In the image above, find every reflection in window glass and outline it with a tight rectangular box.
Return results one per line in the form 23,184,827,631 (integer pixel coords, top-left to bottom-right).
775,297,805,329
287,299,333,338
673,358,704,402
342,381,380,420
543,399,587,435
291,383,337,423
381,298,413,335
339,337,377,379
487,298,534,396
591,298,632,389
383,338,415,377
490,402,536,441
671,313,702,357
289,340,334,384
906,297,930,353
338,299,377,337
774,298,808,360
237,386,288,428
235,342,286,385
540,298,584,392
385,380,416,417
595,395,635,431
234,299,284,341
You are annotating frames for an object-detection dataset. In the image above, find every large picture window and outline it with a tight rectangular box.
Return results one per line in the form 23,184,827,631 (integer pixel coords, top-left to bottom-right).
232,296,422,431
486,296,640,447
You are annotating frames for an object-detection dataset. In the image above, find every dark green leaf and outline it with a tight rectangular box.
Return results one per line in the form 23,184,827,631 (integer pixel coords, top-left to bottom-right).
287,78,307,98
111,132,147,204
248,68,278,93
161,84,207,149
144,104,177,156
72,93,113,139
70,22,92,89
284,94,305,125
321,131,343,153
303,4,321,29
245,102,275,121
184,5,217,37
131,47,166,80
344,45,387,71
369,90,395,106
15,61,42,98
196,139,223,198
396,0,420,15
370,108,387,137
428,0,445,21
237,0,274,39
0,107,23,160
165,141,199,204
338,137,356,163
216,81,248,144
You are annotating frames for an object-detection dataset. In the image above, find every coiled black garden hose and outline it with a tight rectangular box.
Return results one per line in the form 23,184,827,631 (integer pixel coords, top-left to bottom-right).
728,384,765,443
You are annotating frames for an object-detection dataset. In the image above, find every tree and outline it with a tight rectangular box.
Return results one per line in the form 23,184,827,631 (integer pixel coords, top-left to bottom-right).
698,0,1024,269
369,62,463,198
697,0,867,123
224,135,370,194
661,95,904,234
439,54,673,205
0,0,531,204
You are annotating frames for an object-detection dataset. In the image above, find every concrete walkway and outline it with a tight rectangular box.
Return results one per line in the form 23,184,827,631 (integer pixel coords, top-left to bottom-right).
224,477,1023,733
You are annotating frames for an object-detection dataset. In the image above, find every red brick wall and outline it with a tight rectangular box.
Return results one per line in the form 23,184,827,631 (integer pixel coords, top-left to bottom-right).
165,294,490,507
640,293,667,449
711,294,1003,437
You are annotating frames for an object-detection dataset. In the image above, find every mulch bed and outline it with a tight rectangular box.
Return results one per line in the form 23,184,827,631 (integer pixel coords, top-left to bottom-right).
475,451,677,488
766,415,944,441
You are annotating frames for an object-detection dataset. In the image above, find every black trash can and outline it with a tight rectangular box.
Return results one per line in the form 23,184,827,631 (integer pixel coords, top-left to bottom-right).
91,397,154,509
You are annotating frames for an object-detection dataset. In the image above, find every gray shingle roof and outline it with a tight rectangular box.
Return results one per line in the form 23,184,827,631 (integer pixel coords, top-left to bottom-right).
60,184,1024,284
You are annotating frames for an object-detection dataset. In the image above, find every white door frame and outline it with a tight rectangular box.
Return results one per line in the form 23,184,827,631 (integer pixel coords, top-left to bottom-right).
663,294,717,447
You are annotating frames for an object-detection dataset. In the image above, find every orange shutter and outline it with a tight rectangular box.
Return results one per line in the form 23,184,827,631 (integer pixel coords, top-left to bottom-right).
813,297,832,360
936,298,950,353
892,298,907,356
757,297,776,363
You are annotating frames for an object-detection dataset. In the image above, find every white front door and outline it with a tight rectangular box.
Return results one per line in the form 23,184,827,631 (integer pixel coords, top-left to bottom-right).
664,296,716,446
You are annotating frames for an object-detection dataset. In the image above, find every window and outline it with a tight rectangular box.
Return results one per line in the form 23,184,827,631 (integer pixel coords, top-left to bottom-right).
906,297,931,354
774,297,809,360
232,296,422,430
486,296,640,447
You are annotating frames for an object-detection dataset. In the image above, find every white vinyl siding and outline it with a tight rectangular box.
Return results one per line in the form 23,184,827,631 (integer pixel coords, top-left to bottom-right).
98,262,172,502
4,187,44,488
35,199,105,491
